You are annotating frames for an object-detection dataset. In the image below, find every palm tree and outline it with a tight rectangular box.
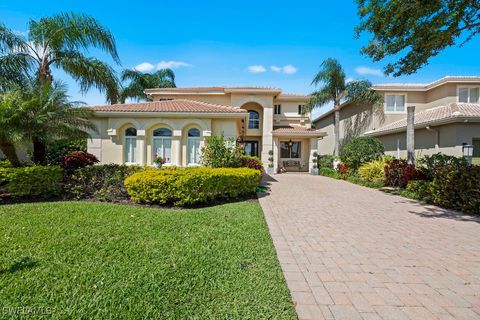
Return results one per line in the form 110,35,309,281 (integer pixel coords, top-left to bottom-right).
19,81,97,164
0,12,120,103
120,69,175,102
0,90,25,166
305,58,382,156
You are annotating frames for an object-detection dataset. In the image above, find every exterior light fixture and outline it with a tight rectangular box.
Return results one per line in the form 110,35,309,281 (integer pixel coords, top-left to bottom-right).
462,143,474,164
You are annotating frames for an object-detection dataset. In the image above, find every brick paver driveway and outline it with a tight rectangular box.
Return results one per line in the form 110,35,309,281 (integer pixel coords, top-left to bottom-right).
258,174,480,320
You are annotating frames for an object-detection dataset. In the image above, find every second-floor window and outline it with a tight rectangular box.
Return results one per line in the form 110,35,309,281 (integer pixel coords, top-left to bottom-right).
274,104,281,115
386,94,406,112
298,104,305,115
248,110,260,129
459,87,479,103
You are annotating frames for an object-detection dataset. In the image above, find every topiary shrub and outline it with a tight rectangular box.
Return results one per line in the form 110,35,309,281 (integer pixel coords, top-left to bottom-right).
62,151,99,172
317,154,335,168
64,164,143,201
358,158,389,182
384,159,423,188
240,155,263,171
125,167,261,206
401,180,433,203
6,166,63,198
339,136,384,170
431,164,480,214
201,134,242,168
417,153,468,181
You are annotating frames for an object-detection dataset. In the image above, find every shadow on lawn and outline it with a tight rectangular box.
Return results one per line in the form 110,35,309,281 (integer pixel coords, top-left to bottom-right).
0,256,38,275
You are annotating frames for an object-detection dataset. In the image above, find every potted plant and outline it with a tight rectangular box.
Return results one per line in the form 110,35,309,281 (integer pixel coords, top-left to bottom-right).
153,154,166,168
311,152,319,175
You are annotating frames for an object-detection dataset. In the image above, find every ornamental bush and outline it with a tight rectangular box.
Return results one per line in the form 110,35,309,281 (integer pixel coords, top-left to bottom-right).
417,153,468,181
339,136,384,170
318,167,341,179
62,151,99,171
201,134,242,168
64,164,143,201
402,180,433,203
431,164,480,214
358,158,389,183
240,155,263,171
384,159,423,188
317,154,335,168
45,138,87,166
125,167,261,206
6,166,62,198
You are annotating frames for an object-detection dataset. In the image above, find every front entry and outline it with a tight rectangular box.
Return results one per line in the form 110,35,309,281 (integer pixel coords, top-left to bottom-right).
244,141,259,157
279,140,307,172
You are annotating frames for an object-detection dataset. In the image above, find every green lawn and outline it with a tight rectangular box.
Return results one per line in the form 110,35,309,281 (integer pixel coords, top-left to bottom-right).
0,201,295,319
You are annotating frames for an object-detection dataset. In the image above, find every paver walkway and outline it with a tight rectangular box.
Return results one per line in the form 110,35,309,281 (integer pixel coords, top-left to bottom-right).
258,174,480,320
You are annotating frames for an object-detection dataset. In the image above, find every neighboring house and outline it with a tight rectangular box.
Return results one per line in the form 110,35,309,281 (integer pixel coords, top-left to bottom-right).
313,76,480,164
87,87,326,172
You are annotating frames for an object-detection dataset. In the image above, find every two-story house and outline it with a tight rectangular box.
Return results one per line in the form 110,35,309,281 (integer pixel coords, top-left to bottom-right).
88,86,326,172
313,76,480,164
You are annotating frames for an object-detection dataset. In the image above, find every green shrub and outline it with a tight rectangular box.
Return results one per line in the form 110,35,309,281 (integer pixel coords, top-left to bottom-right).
0,159,12,168
64,164,144,201
317,154,335,168
125,167,261,206
0,167,15,186
345,174,384,188
431,165,480,214
318,167,341,179
358,158,388,182
417,153,468,181
201,134,242,168
45,138,87,166
6,166,62,198
402,180,433,202
240,155,263,171
339,136,384,170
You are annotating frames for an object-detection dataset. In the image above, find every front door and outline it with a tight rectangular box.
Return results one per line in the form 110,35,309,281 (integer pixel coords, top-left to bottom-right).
244,141,259,157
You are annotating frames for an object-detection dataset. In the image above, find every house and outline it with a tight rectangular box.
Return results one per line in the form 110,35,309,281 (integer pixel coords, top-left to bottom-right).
87,87,326,172
313,76,480,164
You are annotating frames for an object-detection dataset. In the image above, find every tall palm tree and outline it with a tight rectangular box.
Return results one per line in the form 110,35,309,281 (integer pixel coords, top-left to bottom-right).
120,69,175,103
0,12,120,103
305,58,382,156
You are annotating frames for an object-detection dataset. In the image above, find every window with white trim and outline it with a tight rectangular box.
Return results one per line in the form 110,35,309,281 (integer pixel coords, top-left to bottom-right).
187,128,201,165
385,94,406,112
248,110,260,129
298,104,305,115
153,128,172,164
274,104,282,115
124,127,137,163
458,87,480,103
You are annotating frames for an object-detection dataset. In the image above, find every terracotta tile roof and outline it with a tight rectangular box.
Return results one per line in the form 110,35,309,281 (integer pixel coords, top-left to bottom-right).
365,103,480,136
372,76,480,91
273,126,326,136
144,86,281,93
90,99,248,114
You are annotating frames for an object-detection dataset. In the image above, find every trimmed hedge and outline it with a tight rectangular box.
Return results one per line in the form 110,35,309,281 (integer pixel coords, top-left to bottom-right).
125,167,261,206
4,166,63,198
339,136,384,170
64,164,143,201
431,165,480,214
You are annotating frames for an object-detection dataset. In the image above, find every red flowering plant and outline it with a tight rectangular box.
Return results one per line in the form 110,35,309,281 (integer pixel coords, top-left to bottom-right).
62,151,99,172
336,163,349,176
384,159,424,188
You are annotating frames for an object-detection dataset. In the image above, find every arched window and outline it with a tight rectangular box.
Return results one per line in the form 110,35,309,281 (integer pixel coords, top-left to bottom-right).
187,128,201,165
248,110,260,129
153,128,172,164
124,127,137,163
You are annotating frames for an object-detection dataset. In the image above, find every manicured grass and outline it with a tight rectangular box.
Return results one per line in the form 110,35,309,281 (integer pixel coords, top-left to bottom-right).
0,201,295,319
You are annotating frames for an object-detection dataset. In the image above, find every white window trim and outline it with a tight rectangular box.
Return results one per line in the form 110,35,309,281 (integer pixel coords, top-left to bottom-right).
152,136,173,164
124,134,137,165
384,92,408,114
457,85,480,103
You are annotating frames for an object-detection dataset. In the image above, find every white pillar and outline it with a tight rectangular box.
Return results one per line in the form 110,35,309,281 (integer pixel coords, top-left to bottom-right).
136,129,146,165
173,130,182,167
273,137,279,173
261,104,274,169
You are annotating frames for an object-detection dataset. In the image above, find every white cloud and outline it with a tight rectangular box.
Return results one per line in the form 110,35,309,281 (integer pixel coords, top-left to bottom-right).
355,66,384,77
270,64,297,74
248,65,267,73
346,77,355,83
134,62,155,72
156,60,191,69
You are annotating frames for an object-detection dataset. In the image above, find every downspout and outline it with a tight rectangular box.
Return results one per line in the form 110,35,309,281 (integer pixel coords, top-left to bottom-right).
426,126,439,149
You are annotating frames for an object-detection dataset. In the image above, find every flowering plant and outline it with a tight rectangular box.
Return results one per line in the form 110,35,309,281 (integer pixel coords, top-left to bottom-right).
153,153,167,166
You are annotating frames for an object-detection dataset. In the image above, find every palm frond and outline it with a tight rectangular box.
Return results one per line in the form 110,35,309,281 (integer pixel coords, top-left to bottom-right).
304,89,334,113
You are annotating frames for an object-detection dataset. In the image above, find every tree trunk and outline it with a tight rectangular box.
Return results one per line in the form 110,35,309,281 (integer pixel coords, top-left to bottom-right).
406,106,415,164
0,139,21,167
334,105,340,156
32,138,47,165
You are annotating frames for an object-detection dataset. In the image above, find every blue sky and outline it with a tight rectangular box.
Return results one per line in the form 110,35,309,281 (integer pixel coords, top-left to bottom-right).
2,0,480,117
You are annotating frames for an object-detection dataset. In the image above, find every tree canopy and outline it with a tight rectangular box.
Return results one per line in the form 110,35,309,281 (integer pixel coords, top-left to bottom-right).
355,0,480,76
120,69,176,103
